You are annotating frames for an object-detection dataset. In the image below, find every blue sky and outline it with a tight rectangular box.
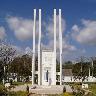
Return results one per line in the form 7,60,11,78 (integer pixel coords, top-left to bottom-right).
0,0,96,61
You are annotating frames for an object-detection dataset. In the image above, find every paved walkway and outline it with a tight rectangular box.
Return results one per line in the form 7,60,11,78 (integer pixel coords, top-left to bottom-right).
11,84,32,92
64,85,72,93
30,85,63,94
29,85,72,94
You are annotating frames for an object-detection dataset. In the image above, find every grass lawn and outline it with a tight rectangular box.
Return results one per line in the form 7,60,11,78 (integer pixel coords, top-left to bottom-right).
8,91,28,96
89,83,96,95
48,93,74,96
68,82,96,96
0,84,29,96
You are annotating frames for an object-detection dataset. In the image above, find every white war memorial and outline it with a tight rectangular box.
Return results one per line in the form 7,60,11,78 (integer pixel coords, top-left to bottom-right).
32,9,62,86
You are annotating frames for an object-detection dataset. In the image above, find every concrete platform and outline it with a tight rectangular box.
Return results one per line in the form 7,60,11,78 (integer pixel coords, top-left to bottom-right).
29,85,63,94
29,85,72,95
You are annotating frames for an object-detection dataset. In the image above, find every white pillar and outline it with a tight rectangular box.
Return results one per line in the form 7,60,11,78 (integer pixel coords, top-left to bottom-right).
32,9,36,85
59,9,62,85
53,9,56,85
38,9,41,85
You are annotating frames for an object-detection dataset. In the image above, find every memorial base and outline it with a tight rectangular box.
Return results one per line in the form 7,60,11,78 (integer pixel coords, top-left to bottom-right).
29,85,64,95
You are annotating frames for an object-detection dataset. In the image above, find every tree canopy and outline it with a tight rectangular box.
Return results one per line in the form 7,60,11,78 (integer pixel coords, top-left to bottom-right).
72,62,90,81
0,42,16,82
9,54,32,77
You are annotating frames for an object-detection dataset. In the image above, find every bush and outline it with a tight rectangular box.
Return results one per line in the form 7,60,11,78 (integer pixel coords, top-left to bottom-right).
63,92,71,96
63,86,66,92
75,89,85,96
8,91,28,96
0,85,7,96
86,92,95,96
0,85,28,96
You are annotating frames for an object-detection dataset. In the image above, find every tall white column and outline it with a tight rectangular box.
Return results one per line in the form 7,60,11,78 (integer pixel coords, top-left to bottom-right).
53,9,56,85
59,9,62,85
38,9,41,85
32,9,36,85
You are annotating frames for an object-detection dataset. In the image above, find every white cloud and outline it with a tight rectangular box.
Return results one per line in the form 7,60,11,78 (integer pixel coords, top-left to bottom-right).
41,14,67,51
41,15,77,56
44,15,66,39
6,15,81,60
10,45,32,57
6,15,66,42
11,45,25,57
25,47,32,55
71,19,96,45
41,38,79,61
7,16,39,41
0,26,6,40
41,38,77,55
72,24,79,32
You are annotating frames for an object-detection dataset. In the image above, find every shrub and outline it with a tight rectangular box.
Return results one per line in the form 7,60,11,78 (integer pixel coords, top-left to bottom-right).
0,85,7,96
75,89,85,96
63,92,71,96
63,86,66,92
8,91,28,96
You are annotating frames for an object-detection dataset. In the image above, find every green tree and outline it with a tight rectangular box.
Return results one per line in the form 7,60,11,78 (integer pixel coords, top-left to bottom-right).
9,54,32,77
0,61,3,82
0,42,16,83
72,62,90,81
92,58,96,77
63,61,73,69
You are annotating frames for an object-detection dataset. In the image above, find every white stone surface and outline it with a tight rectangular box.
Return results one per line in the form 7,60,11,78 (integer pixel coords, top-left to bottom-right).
29,85,72,94
53,9,56,85
42,51,56,85
32,9,62,86
5,83,10,88
59,9,62,85
82,84,88,89
38,9,41,85
32,9,36,85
